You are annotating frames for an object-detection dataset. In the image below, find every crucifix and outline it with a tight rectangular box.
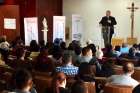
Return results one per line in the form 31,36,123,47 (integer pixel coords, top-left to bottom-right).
127,2,139,38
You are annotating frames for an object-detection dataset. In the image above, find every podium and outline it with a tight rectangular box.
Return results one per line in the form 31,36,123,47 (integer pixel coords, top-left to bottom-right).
127,37,137,45
111,38,124,47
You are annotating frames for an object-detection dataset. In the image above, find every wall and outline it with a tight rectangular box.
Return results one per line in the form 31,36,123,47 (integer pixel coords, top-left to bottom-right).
37,0,63,41
63,0,140,47
0,5,20,42
4,0,63,42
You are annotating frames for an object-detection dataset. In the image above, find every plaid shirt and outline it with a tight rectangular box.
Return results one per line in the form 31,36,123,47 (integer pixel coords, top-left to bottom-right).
56,64,78,76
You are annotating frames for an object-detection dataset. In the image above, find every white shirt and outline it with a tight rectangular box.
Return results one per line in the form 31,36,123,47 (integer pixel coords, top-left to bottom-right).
108,74,139,88
0,41,10,50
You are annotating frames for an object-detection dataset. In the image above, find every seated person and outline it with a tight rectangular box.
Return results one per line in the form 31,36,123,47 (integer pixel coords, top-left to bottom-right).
107,62,139,88
120,43,129,54
113,45,121,57
96,59,115,77
78,47,93,63
133,84,140,93
127,47,140,60
29,40,40,52
71,80,87,93
76,62,95,82
35,48,55,72
10,69,37,93
56,50,78,76
0,35,10,51
104,44,115,57
47,72,70,93
0,53,5,66
96,46,103,60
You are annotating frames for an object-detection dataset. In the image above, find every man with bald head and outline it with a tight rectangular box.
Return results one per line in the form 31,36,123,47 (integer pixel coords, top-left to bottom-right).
108,62,139,88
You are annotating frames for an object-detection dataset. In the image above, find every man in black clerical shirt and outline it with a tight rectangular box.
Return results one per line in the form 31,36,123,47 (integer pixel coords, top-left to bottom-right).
99,10,117,47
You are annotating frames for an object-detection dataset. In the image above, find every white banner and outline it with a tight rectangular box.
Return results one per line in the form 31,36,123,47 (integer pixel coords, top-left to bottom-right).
4,18,16,29
72,15,83,41
53,16,66,41
24,17,38,46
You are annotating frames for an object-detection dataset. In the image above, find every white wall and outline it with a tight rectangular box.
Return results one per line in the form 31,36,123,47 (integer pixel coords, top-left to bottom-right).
63,0,140,47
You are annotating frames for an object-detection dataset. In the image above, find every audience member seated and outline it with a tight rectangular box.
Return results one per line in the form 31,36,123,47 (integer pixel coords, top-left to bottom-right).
96,59,115,77
87,45,102,73
113,45,121,57
56,50,78,76
46,42,54,55
78,47,93,63
9,69,37,93
39,40,45,51
71,80,87,93
0,36,10,61
50,45,63,65
133,44,140,57
76,62,95,82
54,38,63,46
127,47,139,60
35,48,55,72
104,44,115,57
96,46,103,60
60,41,67,50
120,43,129,54
133,84,140,93
107,62,139,88
46,72,70,93
0,53,5,66
87,44,96,56
74,46,82,66
29,40,40,52
0,35,10,51
15,47,33,71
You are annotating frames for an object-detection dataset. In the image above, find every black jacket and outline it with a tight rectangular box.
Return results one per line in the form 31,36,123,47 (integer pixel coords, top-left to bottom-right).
99,16,117,34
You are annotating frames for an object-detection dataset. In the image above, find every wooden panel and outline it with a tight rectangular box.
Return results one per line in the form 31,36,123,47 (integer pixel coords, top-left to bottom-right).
112,38,124,47
0,5,20,42
127,37,137,45
3,0,63,42
104,84,132,93
37,0,63,42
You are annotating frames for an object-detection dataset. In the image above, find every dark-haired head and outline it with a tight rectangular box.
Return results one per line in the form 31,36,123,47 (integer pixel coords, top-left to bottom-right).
13,69,33,90
82,47,92,57
114,45,121,52
30,40,39,52
60,41,67,50
78,62,95,78
87,44,96,54
51,72,66,93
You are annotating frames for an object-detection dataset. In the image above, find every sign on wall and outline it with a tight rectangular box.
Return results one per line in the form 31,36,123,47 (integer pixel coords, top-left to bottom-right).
4,18,16,29
24,17,38,46
72,15,83,41
53,16,66,41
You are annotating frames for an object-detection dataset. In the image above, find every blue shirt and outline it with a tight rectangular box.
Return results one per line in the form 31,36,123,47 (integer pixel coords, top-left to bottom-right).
120,47,129,54
56,65,78,76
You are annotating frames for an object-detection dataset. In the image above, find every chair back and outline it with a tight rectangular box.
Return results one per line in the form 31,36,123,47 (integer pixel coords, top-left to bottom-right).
33,76,52,93
84,82,96,93
132,67,140,81
104,83,132,93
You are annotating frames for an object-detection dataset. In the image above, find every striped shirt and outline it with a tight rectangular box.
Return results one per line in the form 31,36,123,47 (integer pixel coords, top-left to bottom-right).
56,65,78,76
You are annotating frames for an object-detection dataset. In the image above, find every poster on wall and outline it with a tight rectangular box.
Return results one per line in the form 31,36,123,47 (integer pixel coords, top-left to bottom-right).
53,16,66,42
4,18,16,29
72,14,83,41
24,17,38,46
